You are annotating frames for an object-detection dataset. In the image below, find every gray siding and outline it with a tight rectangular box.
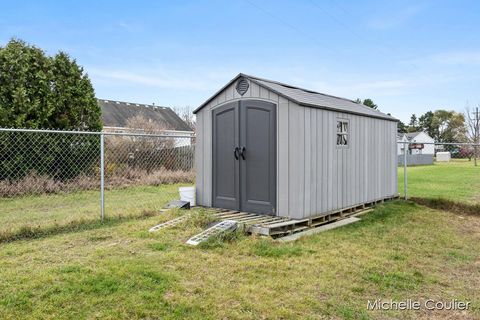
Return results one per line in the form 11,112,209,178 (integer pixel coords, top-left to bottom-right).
195,81,398,219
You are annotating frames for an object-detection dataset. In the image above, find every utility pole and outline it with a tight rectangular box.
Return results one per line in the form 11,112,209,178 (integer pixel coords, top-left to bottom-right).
473,107,479,167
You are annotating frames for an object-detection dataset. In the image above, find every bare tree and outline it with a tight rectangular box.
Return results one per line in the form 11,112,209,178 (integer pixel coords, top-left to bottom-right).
465,105,480,166
126,114,172,134
173,106,196,131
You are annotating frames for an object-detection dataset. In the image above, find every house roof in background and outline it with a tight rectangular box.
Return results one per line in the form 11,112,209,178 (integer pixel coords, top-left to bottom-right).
98,99,192,132
194,73,398,121
405,132,421,139
405,131,433,140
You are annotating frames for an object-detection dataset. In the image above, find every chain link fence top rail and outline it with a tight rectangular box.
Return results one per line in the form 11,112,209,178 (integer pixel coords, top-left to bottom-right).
0,128,195,240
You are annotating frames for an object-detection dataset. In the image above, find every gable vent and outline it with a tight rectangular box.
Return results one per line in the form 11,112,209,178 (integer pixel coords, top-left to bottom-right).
236,78,249,96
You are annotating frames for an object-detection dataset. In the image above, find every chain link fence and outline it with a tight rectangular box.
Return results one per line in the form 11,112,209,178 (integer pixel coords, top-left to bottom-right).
0,128,194,240
3,129,479,241
398,141,480,209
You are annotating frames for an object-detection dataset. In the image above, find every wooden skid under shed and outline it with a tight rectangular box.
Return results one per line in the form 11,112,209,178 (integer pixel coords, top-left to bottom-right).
203,195,398,237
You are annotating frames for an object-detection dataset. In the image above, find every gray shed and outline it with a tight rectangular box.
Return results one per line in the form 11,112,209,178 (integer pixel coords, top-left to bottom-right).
193,74,398,219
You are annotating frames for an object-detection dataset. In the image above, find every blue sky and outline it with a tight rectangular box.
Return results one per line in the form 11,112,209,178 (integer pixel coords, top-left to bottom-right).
1,0,479,123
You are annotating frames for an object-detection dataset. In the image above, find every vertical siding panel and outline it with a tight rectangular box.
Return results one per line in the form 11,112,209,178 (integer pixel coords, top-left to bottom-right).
326,111,331,211
288,103,305,219
388,122,392,195
362,117,367,202
373,119,377,199
321,111,328,213
378,120,382,199
316,110,322,214
376,120,380,199
225,84,234,101
311,109,317,214
329,112,335,211
345,113,350,207
304,108,311,217
371,118,374,200
342,114,346,208
380,121,384,197
195,110,204,205
391,122,395,195
278,97,289,217
382,121,386,196
204,108,212,206
269,92,278,103
233,85,241,100
219,89,227,104
357,116,361,204
355,116,360,205
250,82,260,98
346,114,351,206
388,122,391,195
259,86,269,99
371,118,375,200
387,122,390,195
348,116,358,206
370,118,374,199
366,117,371,201
275,95,279,214
385,122,389,196
390,122,393,195
352,115,356,205
340,113,344,207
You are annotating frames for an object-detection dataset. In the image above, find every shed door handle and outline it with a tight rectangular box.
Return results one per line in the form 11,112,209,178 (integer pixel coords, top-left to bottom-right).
234,147,239,160
240,147,246,160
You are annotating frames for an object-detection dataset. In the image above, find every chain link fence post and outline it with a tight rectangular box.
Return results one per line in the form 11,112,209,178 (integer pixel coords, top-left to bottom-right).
100,132,105,221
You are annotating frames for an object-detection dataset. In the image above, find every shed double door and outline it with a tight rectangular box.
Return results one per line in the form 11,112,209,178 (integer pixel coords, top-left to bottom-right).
212,100,276,215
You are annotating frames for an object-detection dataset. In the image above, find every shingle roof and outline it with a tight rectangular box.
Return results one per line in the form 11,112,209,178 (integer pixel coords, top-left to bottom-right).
405,132,420,139
405,131,434,141
194,73,398,121
99,99,192,132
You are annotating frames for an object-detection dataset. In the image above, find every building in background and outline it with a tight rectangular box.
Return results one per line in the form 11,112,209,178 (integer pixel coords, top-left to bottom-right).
98,99,194,146
398,131,435,166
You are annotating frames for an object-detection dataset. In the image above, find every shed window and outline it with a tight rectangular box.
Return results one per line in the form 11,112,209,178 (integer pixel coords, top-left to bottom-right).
336,120,348,146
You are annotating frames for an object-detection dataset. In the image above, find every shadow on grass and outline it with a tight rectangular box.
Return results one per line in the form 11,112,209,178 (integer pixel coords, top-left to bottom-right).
411,197,480,216
0,210,158,243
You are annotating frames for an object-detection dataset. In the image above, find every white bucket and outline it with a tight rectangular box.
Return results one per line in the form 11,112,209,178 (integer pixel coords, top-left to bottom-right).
179,186,195,206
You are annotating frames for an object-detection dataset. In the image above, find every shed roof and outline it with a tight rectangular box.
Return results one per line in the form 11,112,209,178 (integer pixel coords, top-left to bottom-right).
99,99,192,132
193,73,398,121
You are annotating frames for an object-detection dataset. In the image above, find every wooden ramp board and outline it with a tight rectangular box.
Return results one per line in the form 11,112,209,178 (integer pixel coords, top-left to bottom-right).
149,215,189,232
186,220,238,246
276,217,361,242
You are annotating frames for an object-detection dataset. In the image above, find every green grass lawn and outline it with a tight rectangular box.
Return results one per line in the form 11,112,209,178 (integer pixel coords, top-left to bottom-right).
0,161,479,318
0,201,479,319
398,160,480,203
0,184,190,241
